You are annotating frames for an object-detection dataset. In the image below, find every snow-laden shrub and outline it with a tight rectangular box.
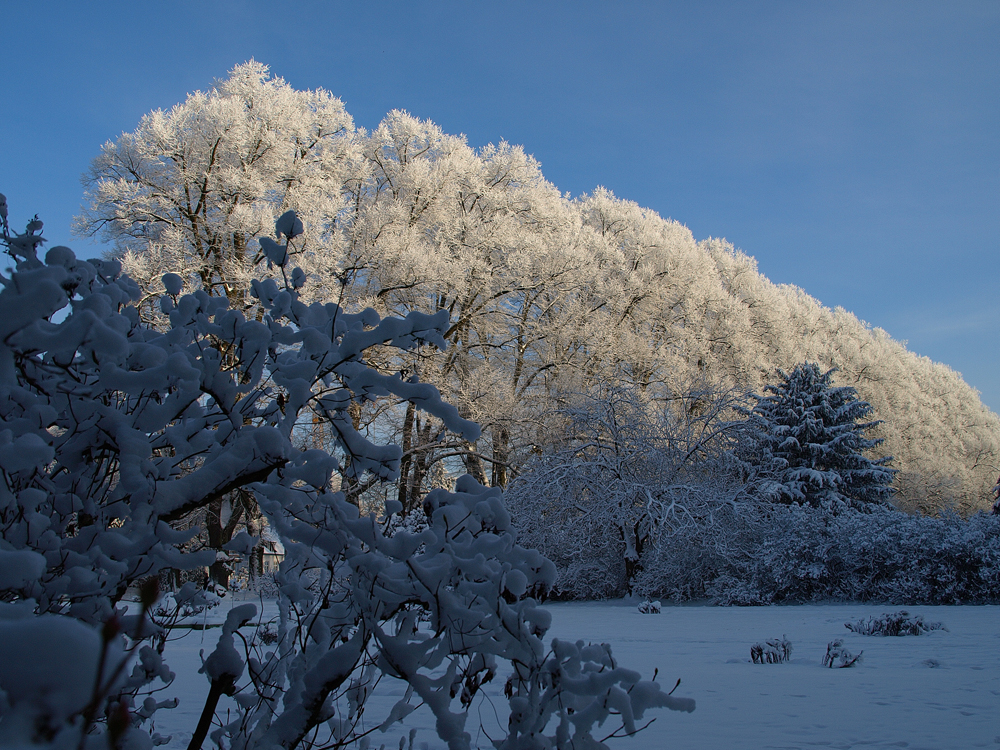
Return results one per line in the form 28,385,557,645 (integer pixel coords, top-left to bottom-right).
845,611,946,636
822,640,862,668
637,501,1000,605
0,203,693,749
0,616,120,746
149,584,221,622
750,637,791,664
638,599,662,614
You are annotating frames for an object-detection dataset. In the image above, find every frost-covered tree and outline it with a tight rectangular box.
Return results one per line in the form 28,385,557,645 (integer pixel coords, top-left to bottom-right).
738,363,896,510
75,61,357,311
0,201,692,749
506,385,748,598
337,112,594,497
75,64,362,579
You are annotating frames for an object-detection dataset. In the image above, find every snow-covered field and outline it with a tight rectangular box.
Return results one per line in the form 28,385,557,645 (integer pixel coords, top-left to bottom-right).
158,599,999,750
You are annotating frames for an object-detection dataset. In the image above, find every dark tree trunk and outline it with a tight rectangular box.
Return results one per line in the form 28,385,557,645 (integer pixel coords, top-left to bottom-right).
206,493,247,589
341,401,367,507
397,402,416,512
491,426,509,488
463,445,488,487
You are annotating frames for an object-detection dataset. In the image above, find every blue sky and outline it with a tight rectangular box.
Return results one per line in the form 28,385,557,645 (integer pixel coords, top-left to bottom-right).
2,1,997,411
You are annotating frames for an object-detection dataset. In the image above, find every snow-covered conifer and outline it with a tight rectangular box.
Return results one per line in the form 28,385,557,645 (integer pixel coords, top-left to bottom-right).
738,363,896,510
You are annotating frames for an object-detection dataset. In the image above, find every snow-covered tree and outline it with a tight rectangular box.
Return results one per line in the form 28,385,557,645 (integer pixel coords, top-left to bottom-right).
505,385,748,598
0,201,692,749
75,64,363,580
75,61,358,312
338,112,594,497
738,363,896,510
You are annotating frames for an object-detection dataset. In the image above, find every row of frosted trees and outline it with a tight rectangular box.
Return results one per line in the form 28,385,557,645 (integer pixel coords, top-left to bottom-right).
77,63,999,522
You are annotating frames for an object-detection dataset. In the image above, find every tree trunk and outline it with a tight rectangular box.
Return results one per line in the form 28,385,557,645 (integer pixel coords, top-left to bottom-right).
463,443,488,486
397,402,416,512
622,521,645,597
340,401,366,507
491,426,509,487
206,493,247,589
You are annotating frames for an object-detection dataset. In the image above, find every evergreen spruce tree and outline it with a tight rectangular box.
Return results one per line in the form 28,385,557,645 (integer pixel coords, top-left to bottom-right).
740,363,896,510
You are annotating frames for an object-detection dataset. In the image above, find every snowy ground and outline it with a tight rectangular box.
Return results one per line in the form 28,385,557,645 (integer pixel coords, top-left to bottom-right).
155,598,999,750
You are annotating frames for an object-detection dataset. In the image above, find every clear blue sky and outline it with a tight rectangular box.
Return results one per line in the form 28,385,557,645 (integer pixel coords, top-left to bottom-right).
2,1,997,411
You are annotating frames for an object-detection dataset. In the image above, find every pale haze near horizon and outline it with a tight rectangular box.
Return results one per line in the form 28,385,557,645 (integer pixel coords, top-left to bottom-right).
2,0,996,411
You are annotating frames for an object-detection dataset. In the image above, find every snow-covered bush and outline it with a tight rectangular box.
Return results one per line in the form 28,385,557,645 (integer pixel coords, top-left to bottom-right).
750,637,791,664
0,202,692,749
508,373,988,607
637,501,1000,605
149,584,222,625
0,615,126,747
638,599,662,614
845,611,946,636
822,640,862,668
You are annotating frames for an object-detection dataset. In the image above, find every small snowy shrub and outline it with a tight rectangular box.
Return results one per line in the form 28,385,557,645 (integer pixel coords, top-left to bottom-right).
750,636,792,664
845,611,946,636
822,640,862,668
638,599,662,614
149,584,221,624
255,622,280,646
